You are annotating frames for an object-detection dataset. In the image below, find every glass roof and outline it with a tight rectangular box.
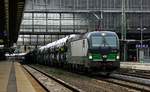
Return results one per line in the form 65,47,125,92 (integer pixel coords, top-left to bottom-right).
17,0,150,52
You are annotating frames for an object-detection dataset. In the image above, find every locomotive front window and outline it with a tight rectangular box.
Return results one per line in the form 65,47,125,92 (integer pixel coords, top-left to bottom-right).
105,36,117,47
91,36,103,47
91,36,117,48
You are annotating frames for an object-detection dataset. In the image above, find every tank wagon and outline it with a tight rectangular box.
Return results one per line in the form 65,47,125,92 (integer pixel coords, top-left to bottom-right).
25,31,120,74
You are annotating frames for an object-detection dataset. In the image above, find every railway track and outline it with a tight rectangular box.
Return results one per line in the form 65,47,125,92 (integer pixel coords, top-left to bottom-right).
23,64,150,92
96,73,150,92
114,69,150,80
23,65,84,92
115,72,150,80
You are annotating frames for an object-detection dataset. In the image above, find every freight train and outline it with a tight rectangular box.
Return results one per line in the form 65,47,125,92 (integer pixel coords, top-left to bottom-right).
24,31,120,74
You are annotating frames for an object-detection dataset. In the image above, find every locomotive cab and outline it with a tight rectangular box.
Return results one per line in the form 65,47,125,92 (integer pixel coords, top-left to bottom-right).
87,31,120,72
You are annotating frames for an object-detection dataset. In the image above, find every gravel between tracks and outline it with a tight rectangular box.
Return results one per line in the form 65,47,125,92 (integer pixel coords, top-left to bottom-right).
24,65,72,92
31,65,139,92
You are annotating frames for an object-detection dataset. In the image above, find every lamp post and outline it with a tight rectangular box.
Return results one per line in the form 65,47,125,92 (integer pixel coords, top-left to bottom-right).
121,0,127,62
137,27,146,48
137,27,146,62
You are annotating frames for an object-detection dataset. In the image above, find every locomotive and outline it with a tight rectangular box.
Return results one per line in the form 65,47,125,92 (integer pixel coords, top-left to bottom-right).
25,31,120,74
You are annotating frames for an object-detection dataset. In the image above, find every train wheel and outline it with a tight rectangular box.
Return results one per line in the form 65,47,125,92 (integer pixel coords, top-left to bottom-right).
72,64,75,72
75,64,79,72
68,63,71,72
106,72,111,76
71,64,74,72
80,65,85,73
74,64,78,73
84,67,91,74
63,62,67,70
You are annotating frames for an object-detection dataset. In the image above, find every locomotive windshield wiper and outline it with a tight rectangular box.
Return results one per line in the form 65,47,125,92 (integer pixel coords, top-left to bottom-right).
101,37,111,48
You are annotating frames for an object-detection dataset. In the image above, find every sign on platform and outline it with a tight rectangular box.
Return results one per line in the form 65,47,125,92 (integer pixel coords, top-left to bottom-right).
136,44,149,48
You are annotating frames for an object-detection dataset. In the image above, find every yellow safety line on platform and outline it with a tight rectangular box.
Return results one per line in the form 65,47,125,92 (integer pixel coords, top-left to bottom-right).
15,62,36,92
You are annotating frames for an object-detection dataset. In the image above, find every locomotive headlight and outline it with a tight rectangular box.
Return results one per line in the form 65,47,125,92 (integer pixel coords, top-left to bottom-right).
116,55,120,59
89,55,93,59
102,55,107,58
102,33,106,36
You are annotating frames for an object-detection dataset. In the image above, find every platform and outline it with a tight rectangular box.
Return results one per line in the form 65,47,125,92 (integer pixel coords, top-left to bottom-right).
0,60,46,92
0,61,12,92
121,62,150,70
